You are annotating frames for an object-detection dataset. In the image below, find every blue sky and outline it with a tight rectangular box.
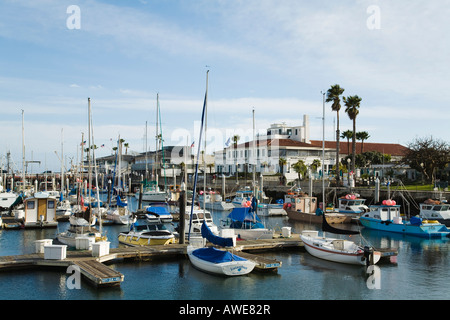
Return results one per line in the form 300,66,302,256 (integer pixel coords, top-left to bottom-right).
0,0,449,172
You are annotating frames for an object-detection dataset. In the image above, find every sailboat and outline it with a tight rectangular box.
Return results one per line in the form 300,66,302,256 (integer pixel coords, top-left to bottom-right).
187,221,255,276
135,94,169,203
221,197,273,240
105,136,134,225
56,98,106,247
186,70,255,276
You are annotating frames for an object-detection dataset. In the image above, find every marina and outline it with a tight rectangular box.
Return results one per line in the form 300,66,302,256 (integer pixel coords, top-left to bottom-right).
1,2,449,306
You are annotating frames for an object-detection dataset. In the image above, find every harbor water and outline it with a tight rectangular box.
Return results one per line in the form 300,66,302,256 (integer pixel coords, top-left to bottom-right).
0,196,449,301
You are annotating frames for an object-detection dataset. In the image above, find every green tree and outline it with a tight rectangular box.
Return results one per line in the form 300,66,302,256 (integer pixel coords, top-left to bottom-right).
401,136,450,184
343,95,362,173
326,84,345,185
291,160,308,182
356,131,370,153
341,130,353,155
310,159,321,172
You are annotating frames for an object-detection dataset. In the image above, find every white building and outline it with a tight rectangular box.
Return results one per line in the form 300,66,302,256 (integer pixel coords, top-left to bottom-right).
214,115,336,181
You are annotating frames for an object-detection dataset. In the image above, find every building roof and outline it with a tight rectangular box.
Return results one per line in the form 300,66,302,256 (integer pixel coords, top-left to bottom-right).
310,140,408,157
225,138,408,157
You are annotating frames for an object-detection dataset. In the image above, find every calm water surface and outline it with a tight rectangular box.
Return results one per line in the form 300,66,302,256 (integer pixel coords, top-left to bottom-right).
0,197,449,301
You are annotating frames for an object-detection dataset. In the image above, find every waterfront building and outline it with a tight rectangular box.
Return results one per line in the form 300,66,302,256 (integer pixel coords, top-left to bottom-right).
214,115,409,182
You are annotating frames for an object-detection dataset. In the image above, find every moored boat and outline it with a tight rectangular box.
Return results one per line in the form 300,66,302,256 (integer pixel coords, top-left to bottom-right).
197,190,234,211
221,204,273,240
301,230,381,266
144,202,174,223
17,191,58,228
359,201,450,238
419,199,450,227
118,223,175,246
187,221,255,276
284,192,347,224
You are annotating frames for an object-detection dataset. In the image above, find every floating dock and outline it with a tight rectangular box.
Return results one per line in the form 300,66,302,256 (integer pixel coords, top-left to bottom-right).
0,235,397,288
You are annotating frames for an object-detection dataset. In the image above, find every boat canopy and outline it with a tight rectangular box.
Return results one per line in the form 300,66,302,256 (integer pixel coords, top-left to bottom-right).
192,247,246,264
227,207,261,223
117,196,127,207
146,205,170,216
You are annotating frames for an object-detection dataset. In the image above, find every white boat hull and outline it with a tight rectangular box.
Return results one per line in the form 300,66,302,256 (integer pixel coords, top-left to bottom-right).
301,232,381,266
187,246,255,276
135,191,167,202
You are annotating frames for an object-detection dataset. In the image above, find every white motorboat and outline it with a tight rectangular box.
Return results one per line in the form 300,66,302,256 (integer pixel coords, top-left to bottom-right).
301,230,381,266
419,199,450,226
135,181,168,202
0,189,19,211
197,190,234,211
144,202,173,224
57,225,105,248
56,199,72,218
183,205,219,236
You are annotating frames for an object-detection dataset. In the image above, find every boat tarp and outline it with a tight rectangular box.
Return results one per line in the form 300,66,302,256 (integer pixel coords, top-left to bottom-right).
201,221,234,247
117,196,127,207
192,247,246,264
227,207,262,223
146,206,170,216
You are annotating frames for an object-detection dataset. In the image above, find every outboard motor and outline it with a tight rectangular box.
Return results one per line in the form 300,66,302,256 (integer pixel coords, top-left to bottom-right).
363,246,373,267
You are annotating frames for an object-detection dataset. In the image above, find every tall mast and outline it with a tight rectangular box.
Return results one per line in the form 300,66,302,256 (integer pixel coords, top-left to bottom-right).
88,97,92,212
203,71,209,213
155,93,159,184
321,92,326,211
61,128,64,199
21,109,25,193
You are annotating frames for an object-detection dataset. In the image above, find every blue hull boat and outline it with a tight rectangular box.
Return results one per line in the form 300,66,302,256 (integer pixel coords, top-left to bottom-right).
359,204,450,238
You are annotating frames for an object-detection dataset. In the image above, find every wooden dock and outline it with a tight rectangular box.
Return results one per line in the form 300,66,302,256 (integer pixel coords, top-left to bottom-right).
0,235,397,288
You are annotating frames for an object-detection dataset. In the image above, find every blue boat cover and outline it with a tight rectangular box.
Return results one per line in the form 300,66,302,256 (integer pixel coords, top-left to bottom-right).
410,216,423,226
117,196,127,207
192,247,246,264
146,206,170,216
227,207,262,223
201,221,234,247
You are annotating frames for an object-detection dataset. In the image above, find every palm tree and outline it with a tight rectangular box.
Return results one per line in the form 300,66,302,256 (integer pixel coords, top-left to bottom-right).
291,160,307,182
278,157,287,185
356,131,370,153
341,130,353,155
326,84,345,185
343,95,362,173
310,159,321,173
